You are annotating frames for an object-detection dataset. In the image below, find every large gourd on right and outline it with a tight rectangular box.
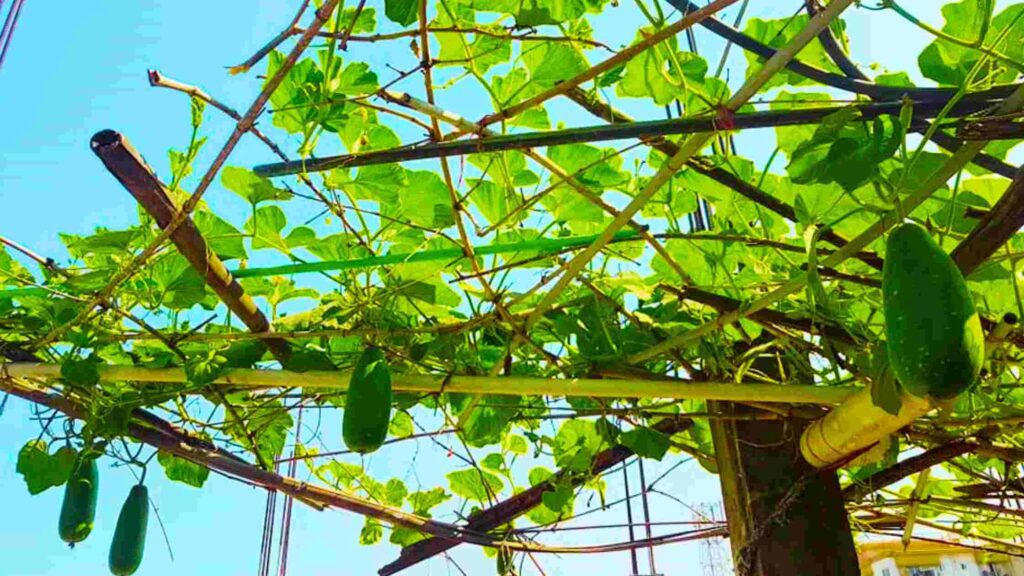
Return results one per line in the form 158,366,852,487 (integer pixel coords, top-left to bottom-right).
883,222,984,399
109,484,148,576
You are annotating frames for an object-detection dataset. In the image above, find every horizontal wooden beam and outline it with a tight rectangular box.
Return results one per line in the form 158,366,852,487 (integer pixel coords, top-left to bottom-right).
1,362,858,404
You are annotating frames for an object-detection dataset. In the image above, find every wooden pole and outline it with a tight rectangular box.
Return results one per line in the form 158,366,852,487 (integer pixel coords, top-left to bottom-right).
90,130,291,361
710,349,859,576
0,362,858,404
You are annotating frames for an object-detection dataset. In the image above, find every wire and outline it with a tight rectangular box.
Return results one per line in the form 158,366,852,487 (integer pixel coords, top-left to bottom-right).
0,0,25,73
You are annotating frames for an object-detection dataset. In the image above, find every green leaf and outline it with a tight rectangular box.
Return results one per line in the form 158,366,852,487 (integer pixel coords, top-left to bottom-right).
553,419,605,472
390,526,429,546
221,166,291,204
408,487,451,515
194,211,247,261
185,349,228,387
540,483,574,514
17,441,77,495
225,398,293,459
620,427,670,461
246,205,289,251
617,30,708,106
61,353,102,387
335,62,379,96
401,171,455,228
481,452,505,471
0,247,32,287
456,394,519,447
388,411,414,438
524,42,588,90
446,468,504,502
157,449,210,488
503,434,529,455
743,15,842,89
385,478,409,506
329,7,376,34
918,1,1024,86
385,0,420,26
787,109,902,192
360,518,384,545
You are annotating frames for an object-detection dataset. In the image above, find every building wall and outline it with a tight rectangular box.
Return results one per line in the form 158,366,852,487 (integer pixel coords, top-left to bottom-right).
940,553,982,576
871,557,899,576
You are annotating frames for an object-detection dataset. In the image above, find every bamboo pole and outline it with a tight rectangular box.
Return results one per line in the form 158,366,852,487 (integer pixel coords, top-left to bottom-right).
800,389,934,469
250,98,994,177
0,362,858,404
0,377,712,555
90,130,291,361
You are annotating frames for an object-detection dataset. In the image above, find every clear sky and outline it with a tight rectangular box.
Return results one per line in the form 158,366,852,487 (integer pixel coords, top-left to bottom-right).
0,1,971,575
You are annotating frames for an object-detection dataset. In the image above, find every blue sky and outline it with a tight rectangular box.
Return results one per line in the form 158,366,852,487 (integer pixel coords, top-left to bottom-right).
0,1,971,575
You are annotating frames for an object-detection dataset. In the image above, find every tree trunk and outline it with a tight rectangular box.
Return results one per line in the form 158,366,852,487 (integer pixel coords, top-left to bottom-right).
709,353,859,576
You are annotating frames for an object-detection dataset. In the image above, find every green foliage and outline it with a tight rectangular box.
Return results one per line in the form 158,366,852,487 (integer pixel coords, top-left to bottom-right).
620,426,670,461
447,468,504,502
918,1,1024,86
385,0,420,26
17,441,77,495
8,0,1024,560
157,449,210,488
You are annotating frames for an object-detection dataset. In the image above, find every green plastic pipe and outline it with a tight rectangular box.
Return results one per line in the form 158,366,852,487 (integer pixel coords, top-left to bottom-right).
0,229,643,297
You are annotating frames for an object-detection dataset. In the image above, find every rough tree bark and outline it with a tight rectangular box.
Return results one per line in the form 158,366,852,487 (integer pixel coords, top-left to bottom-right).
709,351,859,576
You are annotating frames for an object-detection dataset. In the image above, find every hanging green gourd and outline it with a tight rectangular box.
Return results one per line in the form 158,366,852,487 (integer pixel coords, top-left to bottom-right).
882,222,985,399
108,484,149,576
58,454,99,546
342,346,393,454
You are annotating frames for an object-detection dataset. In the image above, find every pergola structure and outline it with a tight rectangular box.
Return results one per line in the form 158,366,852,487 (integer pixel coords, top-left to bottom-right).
6,1,1024,575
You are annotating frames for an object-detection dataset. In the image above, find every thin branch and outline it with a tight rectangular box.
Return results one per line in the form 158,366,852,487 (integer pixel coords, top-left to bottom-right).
229,0,311,75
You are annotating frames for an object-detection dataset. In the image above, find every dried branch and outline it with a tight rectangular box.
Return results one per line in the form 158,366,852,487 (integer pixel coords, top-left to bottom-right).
229,0,311,75
89,130,292,362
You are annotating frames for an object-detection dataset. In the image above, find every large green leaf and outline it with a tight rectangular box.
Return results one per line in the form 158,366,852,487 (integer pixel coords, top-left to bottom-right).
17,441,77,495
